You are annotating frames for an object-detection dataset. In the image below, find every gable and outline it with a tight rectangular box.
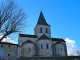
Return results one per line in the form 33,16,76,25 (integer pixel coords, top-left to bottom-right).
38,34,50,40
21,40,35,47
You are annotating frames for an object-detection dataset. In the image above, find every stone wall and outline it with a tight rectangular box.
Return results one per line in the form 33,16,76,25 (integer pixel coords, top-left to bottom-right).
21,43,36,57
0,43,18,60
17,56,80,60
34,25,51,38
37,39,52,56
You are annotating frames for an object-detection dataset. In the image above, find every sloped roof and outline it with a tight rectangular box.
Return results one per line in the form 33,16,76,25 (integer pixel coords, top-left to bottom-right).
19,34,37,38
37,34,50,41
0,42,18,46
22,40,35,46
37,11,49,26
53,41,64,45
51,38,65,42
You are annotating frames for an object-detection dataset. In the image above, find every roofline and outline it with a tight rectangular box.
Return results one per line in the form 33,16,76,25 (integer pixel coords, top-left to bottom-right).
36,39,51,42
19,34,37,38
0,42,18,46
53,41,65,45
21,40,36,47
51,38,66,42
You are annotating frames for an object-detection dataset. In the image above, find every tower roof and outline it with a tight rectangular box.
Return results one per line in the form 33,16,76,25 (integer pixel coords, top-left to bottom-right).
37,11,49,26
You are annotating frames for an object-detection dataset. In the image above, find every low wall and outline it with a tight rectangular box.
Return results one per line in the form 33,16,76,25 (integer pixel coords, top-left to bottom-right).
17,56,80,60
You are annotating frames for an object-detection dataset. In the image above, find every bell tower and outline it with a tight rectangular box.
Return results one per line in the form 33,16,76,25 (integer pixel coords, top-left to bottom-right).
34,11,51,38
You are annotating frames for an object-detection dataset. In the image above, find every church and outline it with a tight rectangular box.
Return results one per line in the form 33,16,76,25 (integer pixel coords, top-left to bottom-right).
18,11,67,57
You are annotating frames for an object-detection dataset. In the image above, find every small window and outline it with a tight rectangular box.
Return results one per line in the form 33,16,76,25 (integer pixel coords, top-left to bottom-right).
29,48,31,52
46,28,48,33
8,45,10,47
40,27,42,33
8,54,10,56
1,45,3,47
61,48,62,51
46,44,48,49
41,44,43,49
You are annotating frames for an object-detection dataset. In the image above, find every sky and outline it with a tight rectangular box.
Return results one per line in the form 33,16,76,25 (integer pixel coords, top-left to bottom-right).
0,0,80,56
13,0,80,47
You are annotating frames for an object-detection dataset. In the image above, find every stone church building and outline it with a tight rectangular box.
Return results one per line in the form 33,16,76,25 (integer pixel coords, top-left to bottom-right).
18,11,67,57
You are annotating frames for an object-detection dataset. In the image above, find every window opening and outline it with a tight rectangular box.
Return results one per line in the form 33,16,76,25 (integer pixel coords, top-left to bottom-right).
46,44,48,49
9,45,10,47
61,48,62,51
8,54,10,56
41,44,43,49
1,45,3,47
29,48,31,52
46,28,48,33
40,28,42,33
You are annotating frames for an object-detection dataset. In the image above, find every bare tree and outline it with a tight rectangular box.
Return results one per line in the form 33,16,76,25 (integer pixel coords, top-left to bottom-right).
0,0,27,42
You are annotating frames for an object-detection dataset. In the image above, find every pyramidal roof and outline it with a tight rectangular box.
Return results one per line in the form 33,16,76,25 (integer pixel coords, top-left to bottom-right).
37,11,49,26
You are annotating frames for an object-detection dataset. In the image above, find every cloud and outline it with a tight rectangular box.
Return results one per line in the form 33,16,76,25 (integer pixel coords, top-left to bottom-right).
65,38,79,56
0,33,16,44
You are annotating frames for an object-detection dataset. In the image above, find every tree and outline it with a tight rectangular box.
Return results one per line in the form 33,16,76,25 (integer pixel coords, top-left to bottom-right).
0,0,27,42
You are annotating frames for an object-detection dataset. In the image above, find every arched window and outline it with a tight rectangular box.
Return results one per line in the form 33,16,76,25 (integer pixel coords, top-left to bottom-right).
46,28,48,33
61,48,62,51
29,48,31,52
40,27,42,33
46,44,48,49
41,44,43,49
